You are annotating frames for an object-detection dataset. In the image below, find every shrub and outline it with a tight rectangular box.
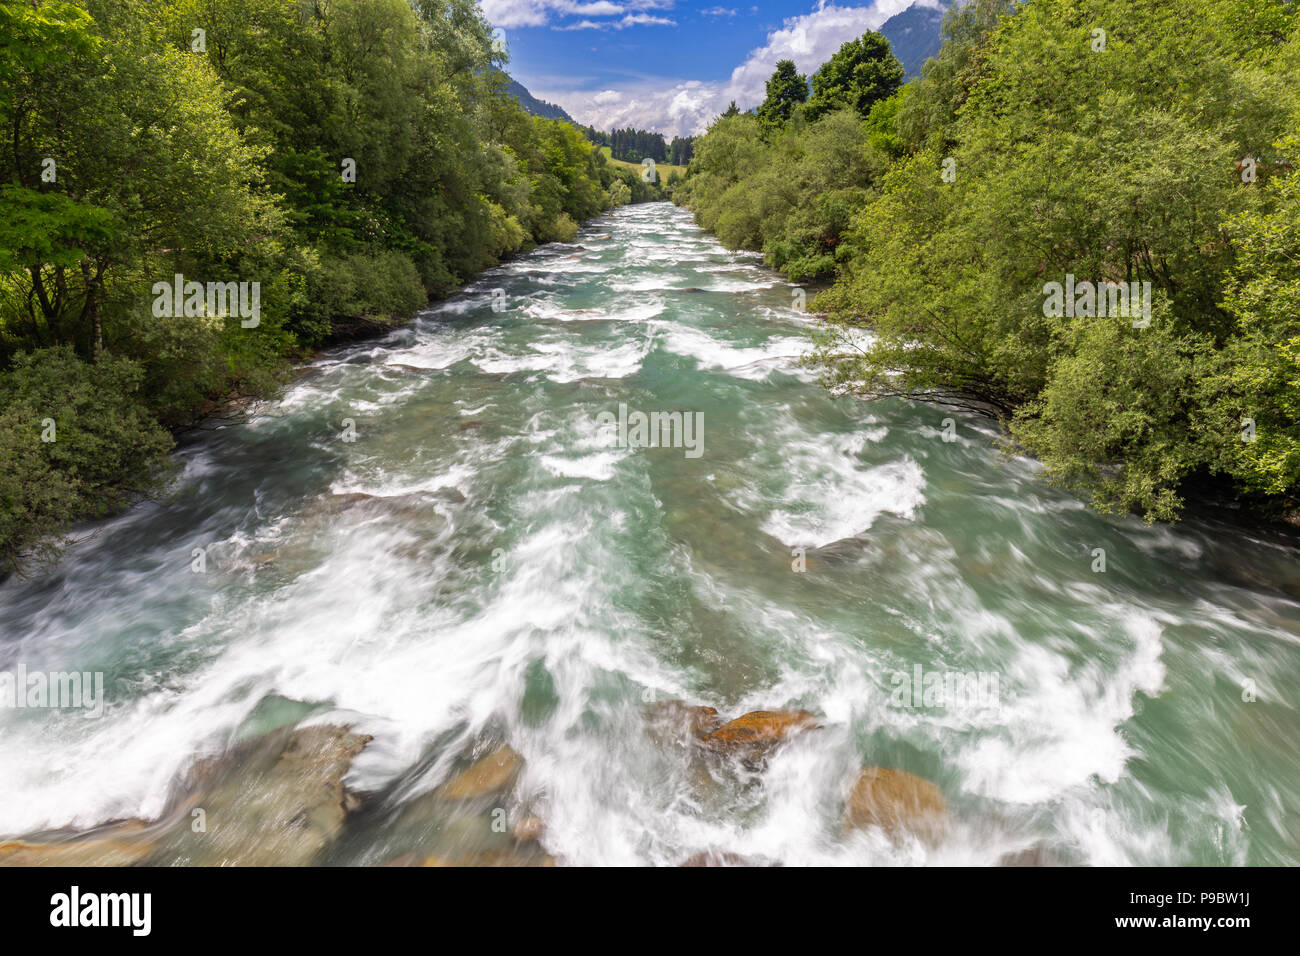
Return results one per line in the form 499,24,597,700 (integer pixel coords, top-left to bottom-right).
0,347,174,575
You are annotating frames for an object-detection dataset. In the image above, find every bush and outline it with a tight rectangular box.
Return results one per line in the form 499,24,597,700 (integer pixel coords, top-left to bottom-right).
538,213,580,243
607,180,633,207
0,347,174,575
305,250,428,329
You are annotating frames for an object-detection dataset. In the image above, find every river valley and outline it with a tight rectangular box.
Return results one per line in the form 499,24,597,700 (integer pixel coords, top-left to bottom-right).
1,202,1298,866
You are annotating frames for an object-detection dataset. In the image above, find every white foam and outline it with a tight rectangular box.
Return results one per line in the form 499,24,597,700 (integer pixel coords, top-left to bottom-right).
658,323,810,381
756,428,924,547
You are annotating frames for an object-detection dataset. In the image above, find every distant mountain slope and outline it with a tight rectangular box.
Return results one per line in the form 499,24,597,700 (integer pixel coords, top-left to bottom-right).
880,1,951,78
500,73,576,124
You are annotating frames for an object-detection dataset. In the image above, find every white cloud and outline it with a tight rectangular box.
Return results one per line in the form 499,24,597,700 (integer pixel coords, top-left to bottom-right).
701,6,738,16
621,12,675,25
532,1,925,137
479,0,676,29
557,12,676,29
479,1,553,28
535,79,716,138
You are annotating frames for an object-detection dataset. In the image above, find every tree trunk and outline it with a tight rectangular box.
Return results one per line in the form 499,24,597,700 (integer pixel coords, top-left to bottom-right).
92,297,103,359
80,259,103,358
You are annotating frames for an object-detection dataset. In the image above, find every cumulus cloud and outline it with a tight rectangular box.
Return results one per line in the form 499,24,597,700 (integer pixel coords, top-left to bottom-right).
533,1,926,137
532,81,715,138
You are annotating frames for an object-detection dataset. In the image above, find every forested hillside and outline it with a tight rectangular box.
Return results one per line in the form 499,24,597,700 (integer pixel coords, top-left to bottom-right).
0,0,660,575
609,128,668,164
502,73,578,123
675,0,1300,523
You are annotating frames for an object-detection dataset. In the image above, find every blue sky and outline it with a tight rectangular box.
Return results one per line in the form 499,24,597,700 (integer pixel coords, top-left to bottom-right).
481,0,942,136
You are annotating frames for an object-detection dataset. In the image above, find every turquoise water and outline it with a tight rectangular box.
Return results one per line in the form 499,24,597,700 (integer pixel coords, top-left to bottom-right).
1,202,1298,865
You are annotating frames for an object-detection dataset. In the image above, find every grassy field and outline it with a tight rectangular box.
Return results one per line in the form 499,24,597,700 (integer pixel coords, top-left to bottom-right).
599,146,687,182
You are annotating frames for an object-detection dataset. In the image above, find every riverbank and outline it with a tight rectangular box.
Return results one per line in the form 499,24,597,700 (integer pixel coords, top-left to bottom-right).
671,0,1300,529
168,204,668,441
0,0,670,579
671,187,1300,538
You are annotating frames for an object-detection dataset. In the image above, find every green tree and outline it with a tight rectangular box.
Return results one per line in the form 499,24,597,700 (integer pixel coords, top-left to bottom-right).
757,59,808,132
808,0,1300,519
895,0,1017,154
805,32,904,121
0,0,636,576
0,347,173,576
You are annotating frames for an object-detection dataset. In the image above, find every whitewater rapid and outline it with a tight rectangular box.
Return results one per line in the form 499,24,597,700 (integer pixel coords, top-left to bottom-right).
1,202,1297,865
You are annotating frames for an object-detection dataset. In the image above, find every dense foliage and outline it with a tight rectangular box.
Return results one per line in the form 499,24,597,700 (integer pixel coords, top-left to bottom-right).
609,127,669,164
584,125,694,165
804,31,903,121
757,59,808,133
677,0,1300,522
668,136,696,166
0,0,659,574
580,125,611,148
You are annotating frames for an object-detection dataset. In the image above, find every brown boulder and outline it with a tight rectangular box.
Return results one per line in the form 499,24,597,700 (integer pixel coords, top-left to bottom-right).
845,767,946,838
699,709,820,763
511,814,545,843
436,745,523,800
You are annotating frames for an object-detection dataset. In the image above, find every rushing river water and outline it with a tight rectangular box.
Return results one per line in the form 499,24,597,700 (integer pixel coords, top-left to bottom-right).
2,202,1299,866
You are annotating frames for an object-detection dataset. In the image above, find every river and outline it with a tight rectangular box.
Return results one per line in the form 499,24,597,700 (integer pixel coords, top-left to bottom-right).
1,201,1298,865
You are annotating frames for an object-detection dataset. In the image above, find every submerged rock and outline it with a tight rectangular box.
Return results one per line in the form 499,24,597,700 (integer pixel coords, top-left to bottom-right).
511,814,545,843
144,723,372,866
999,845,1061,867
368,740,538,865
303,490,451,527
316,492,376,512
844,767,946,839
0,819,161,867
643,699,725,744
699,709,820,764
2,723,372,867
431,486,467,504
436,745,523,800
